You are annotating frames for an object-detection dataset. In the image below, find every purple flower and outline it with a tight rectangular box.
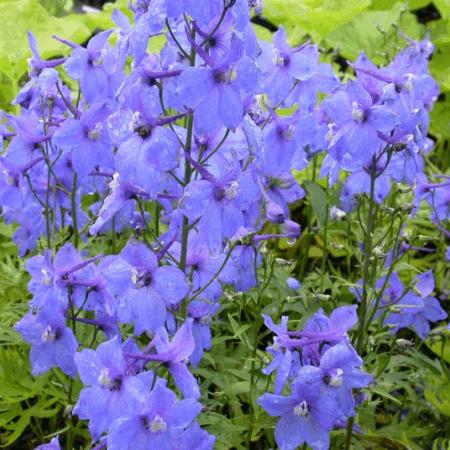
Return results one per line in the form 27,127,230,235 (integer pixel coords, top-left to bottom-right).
322,80,400,163
286,277,301,290
175,36,260,132
319,342,372,416
258,366,340,450
52,103,114,179
143,319,200,399
102,241,188,334
172,422,216,450
258,28,334,106
15,310,77,377
64,31,113,103
107,381,202,450
74,336,153,439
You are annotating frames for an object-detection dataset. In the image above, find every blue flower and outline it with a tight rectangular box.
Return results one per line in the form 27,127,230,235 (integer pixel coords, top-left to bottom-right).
107,381,203,450
15,310,77,377
258,366,340,450
74,336,153,440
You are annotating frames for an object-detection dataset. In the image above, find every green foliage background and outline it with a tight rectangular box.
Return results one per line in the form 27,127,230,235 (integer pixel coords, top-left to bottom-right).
0,0,449,449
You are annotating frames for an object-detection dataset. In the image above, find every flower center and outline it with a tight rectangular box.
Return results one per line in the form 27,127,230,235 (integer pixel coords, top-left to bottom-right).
214,68,237,84
325,368,344,387
150,415,167,433
97,368,112,388
41,269,52,286
273,50,290,67
3,170,15,186
88,123,102,141
352,102,365,123
131,268,152,288
109,172,120,191
293,400,309,417
42,326,57,343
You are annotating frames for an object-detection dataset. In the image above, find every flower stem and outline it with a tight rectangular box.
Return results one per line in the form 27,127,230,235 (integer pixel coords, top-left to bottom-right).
180,28,196,318
71,173,79,249
344,157,378,449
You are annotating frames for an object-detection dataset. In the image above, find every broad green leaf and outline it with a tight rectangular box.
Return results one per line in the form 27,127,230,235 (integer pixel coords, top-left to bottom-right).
429,18,450,45
435,0,450,18
325,3,423,64
0,0,91,109
430,44,450,91
425,333,450,364
264,0,371,43
304,180,328,226
425,376,450,417
430,99,450,139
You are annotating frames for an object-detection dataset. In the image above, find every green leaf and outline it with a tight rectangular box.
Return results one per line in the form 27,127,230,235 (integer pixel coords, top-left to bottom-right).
431,98,450,139
325,3,423,64
0,0,91,109
264,0,371,43
358,434,410,450
425,332,450,364
435,0,450,18
425,376,450,417
303,180,328,226
430,44,450,91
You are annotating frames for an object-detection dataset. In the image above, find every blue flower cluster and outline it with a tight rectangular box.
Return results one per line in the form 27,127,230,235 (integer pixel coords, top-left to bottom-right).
258,307,372,450
0,0,446,448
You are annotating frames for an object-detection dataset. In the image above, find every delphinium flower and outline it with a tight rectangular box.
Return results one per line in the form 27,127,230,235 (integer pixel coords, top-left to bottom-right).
259,307,372,450
16,309,78,377
319,37,439,211
99,240,188,334
4,0,441,449
415,175,450,223
374,270,447,339
106,381,206,450
74,336,154,440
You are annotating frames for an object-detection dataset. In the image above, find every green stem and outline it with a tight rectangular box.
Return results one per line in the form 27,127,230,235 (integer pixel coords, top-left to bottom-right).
247,258,275,449
320,200,329,291
247,317,262,449
180,28,196,317
344,158,378,450
299,156,317,279
71,173,79,249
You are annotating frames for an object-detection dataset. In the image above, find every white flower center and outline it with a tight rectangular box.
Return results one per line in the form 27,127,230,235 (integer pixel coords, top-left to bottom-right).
225,181,239,200
325,122,336,142
131,268,139,286
41,268,52,286
109,172,120,191
3,170,15,186
42,326,56,343
329,206,346,220
293,400,309,417
403,73,414,92
352,101,365,122
329,368,344,387
88,123,102,141
97,368,112,388
150,415,167,433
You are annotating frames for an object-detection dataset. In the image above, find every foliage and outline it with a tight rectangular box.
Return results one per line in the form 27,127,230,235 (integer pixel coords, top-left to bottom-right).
263,0,450,142
0,1,448,450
